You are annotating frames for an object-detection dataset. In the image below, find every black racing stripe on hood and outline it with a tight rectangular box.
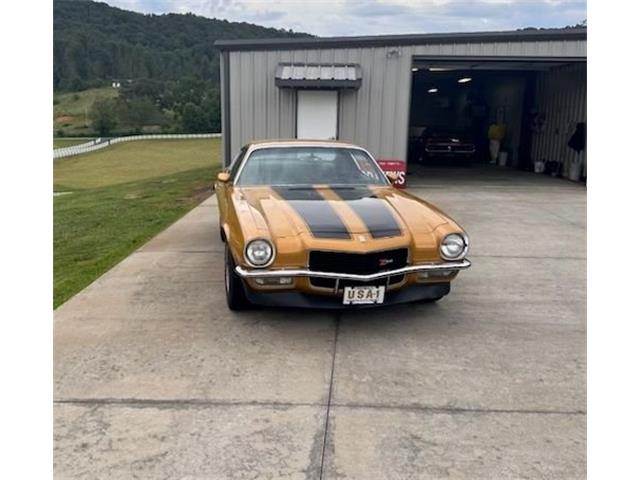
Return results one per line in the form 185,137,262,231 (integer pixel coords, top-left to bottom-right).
272,187,351,239
332,186,402,238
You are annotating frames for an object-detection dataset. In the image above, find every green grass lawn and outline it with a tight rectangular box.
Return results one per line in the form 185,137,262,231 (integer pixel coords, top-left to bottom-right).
54,138,221,308
53,137,95,148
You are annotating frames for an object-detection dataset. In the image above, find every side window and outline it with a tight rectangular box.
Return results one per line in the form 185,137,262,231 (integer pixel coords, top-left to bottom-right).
229,147,247,180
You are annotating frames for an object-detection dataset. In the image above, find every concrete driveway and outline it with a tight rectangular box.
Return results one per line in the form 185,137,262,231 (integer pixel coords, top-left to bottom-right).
54,166,586,479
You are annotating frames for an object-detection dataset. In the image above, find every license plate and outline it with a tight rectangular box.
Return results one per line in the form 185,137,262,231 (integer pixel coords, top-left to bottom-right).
342,286,386,305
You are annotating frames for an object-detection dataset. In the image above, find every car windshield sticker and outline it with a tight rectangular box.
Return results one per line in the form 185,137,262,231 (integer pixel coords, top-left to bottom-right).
350,152,377,179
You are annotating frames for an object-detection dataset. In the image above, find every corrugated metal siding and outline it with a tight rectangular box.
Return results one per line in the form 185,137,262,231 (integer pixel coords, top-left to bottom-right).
276,63,361,81
226,38,586,163
531,63,587,176
220,52,229,163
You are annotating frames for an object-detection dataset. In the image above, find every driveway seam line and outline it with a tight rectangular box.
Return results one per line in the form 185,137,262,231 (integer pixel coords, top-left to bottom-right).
331,403,585,415
53,399,584,416
53,398,319,408
319,313,340,480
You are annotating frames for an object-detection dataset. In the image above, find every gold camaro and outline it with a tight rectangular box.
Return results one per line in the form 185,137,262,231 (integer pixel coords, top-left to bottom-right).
215,140,470,310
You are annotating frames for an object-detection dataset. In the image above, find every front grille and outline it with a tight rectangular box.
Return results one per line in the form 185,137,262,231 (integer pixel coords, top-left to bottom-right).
309,249,408,289
454,144,475,153
309,275,405,289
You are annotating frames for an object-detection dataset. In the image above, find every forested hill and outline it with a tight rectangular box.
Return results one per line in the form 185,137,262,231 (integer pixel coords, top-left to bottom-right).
53,0,311,91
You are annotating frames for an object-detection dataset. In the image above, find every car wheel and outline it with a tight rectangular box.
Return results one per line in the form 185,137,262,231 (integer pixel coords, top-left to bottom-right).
225,246,252,310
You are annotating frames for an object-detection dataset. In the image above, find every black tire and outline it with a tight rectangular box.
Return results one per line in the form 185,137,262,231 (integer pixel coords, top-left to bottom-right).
225,246,252,310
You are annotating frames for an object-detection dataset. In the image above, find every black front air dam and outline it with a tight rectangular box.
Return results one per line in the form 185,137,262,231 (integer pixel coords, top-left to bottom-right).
242,283,450,309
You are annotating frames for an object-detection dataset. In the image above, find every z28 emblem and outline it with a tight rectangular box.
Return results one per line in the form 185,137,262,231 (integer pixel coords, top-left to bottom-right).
378,258,394,267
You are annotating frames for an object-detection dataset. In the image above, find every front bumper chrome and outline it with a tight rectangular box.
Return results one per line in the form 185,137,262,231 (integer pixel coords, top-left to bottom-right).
235,258,471,281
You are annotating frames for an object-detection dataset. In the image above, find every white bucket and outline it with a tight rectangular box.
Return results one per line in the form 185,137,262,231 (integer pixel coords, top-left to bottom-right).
568,160,583,181
534,161,545,173
489,140,500,163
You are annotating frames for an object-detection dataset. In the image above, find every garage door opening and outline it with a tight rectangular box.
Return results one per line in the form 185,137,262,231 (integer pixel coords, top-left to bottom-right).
407,59,586,180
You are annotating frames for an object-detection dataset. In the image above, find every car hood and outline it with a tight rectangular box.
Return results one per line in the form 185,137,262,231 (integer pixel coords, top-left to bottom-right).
233,185,451,240
426,134,474,144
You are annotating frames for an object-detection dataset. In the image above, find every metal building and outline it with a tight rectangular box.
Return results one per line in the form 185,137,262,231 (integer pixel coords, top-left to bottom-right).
215,29,586,178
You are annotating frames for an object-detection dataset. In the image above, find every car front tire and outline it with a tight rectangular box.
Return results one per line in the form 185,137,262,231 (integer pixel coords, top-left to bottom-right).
225,245,252,310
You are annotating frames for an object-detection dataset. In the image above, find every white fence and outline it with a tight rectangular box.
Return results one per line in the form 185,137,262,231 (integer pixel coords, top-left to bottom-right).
53,133,221,159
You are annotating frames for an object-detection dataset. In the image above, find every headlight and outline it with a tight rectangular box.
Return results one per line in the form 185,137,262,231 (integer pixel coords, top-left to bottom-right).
440,233,468,260
244,239,275,267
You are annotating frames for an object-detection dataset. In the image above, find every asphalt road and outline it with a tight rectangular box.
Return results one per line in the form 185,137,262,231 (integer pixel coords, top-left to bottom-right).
54,166,586,479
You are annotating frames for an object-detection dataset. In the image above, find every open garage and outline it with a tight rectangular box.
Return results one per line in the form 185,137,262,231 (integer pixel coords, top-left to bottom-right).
407,59,586,179
216,28,586,184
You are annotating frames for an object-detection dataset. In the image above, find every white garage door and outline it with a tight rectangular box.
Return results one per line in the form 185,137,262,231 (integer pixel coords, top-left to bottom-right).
296,90,338,140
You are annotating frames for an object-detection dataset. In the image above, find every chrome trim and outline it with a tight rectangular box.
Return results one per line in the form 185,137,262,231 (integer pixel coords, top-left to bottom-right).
425,147,476,154
305,247,410,293
236,259,471,281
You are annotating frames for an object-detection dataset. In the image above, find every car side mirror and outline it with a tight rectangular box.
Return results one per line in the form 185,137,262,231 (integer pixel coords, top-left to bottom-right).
217,172,231,183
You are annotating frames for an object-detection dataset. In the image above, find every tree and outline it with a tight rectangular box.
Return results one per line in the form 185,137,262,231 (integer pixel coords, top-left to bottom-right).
53,0,312,92
90,99,117,135
179,102,209,133
122,96,161,133
170,78,220,133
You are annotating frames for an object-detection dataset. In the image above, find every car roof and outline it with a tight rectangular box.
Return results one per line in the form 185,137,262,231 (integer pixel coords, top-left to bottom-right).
244,139,364,150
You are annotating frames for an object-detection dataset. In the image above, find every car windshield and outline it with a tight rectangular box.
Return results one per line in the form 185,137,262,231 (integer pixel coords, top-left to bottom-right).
235,147,389,187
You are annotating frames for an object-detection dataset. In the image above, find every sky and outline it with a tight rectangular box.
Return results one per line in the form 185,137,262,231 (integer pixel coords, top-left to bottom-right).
103,0,587,37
